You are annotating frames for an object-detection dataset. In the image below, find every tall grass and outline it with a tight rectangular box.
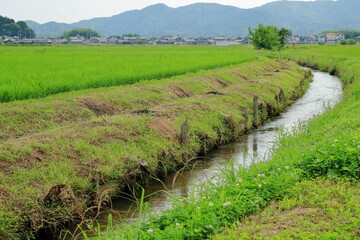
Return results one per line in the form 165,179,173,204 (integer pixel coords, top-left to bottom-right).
0,45,254,102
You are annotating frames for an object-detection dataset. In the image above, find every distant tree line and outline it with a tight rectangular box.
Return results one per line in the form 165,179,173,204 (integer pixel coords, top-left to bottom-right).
0,16,35,38
322,30,360,39
62,28,100,39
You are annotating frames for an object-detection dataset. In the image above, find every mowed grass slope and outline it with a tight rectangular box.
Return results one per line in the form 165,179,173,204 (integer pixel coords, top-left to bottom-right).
0,45,254,102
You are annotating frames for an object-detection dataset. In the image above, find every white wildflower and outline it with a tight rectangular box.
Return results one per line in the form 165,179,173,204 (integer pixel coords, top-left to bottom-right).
258,184,262,188
223,202,231,207
207,225,213,229
209,202,214,206
147,229,154,235
176,223,181,227
285,166,290,170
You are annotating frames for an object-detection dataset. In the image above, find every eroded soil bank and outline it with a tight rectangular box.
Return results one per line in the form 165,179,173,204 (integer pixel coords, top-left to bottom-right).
0,57,310,239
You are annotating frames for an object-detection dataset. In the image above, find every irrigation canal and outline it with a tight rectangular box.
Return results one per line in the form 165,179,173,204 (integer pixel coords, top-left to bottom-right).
68,68,342,239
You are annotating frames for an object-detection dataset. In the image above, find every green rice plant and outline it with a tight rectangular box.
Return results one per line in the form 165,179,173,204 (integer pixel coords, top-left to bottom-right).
0,45,255,102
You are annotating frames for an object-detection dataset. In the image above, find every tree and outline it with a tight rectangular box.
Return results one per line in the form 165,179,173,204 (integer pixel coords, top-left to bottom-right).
248,24,291,50
0,16,35,38
340,39,357,45
62,28,100,39
122,33,141,38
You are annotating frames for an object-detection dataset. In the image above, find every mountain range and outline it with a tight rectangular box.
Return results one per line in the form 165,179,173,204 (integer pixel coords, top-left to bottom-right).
25,0,360,38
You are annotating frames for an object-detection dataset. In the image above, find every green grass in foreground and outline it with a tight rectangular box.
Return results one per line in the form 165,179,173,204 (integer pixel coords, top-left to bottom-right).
0,45,254,102
82,45,360,240
214,179,360,240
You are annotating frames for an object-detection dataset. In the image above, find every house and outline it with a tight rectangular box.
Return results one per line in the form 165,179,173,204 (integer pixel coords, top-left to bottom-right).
21,38,50,45
213,36,227,41
357,36,360,43
51,39,67,44
183,38,195,45
325,33,337,43
158,36,184,44
3,37,17,44
292,35,301,44
336,33,345,42
299,35,316,44
88,37,100,44
194,37,210,45
216,41,241,46
69,35,85,44
318,34,326,43
229,36,243,42
98,38,108,44
126,37,146,44
108,37,118,44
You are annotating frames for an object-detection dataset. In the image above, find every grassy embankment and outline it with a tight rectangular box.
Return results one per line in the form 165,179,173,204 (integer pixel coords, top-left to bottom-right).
88,45,360,240
212,45,360,239
0,46,309,240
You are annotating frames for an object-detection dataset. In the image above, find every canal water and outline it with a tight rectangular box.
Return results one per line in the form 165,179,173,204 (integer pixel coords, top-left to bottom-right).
68,69,342,239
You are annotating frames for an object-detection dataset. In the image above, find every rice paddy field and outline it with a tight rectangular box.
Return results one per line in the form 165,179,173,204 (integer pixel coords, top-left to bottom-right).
0,45,255,102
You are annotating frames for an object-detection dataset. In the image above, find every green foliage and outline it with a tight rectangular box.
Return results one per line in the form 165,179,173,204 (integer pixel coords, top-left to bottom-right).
122,33,141,37
62,28,101,39
248,24,290,50
340,39,357,45
0,16,35,38
298,138,360,179
215,179,360,239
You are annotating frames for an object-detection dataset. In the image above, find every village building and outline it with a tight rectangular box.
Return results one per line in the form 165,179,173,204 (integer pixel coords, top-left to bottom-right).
69,35,85,44
107,37,118,44
194,37,214,45
88,37,100,43
21,38,51,44
3,37,17,44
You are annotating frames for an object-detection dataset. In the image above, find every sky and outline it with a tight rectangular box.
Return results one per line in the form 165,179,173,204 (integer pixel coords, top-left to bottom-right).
1,0,319,24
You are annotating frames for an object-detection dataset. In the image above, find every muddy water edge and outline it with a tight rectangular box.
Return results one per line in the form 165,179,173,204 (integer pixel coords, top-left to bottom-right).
63,68,342,239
